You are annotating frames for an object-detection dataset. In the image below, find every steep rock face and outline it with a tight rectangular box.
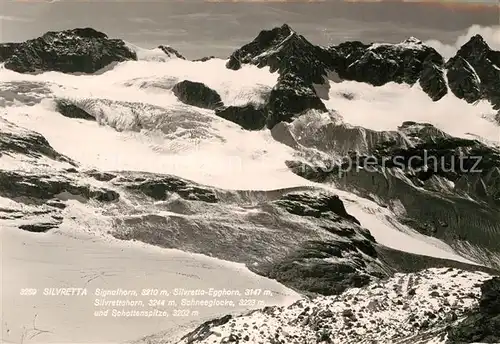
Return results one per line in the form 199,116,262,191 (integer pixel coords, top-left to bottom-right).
446,56,482,103
328,34,500,108
193,56,216,62
446,34,500,109
0,28,137,74
55,99,95,120
226,24,330,128
250,191,387,295
447,277,500,343
332,38,444,83
171,269,494,344
0,171,120,203
266,71,327,129
215,104,267,130
172,80,224,110
274,192,360,224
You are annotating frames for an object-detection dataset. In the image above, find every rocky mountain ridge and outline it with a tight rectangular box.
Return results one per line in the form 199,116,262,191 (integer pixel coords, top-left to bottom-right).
2,116,496,294
145,268,499,344
1,25,499,128
280,116,500,270
227,24,499,127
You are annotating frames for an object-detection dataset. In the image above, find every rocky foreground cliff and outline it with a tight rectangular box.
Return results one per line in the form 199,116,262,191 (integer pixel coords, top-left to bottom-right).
161,269,500,344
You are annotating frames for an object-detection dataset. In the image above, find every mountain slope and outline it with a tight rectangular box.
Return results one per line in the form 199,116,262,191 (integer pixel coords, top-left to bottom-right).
167,268,496,344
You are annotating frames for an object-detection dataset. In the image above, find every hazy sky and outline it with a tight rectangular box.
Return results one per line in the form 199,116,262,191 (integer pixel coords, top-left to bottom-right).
0,0,498,59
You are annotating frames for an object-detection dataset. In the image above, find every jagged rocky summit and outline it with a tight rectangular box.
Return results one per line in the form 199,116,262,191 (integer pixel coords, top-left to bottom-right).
2,24,500,344
446,34,500,109
0,28,136,73
0,28,184,74
153,269,500,344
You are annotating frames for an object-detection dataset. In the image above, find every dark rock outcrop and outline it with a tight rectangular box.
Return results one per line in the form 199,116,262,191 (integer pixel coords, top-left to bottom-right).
480,277,500,314
447,277,500,343
0,28,137,74
157,45,185,60
55,99,95,120
179,315,233,343
193,56,216,62
215,104,267,130
0,171,120,203
259,240,376,296
18,223,60,233
172,80,223,110
446,56,482,103
419,58,448,101
274,192,360,225
256,191,383,295
0,118,76,165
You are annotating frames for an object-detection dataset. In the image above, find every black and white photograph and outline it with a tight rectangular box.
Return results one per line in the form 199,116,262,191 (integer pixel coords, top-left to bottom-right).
1,0,499,343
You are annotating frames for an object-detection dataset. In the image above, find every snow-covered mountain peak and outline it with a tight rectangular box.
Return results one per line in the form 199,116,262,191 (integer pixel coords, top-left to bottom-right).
42,27,109,40
368,36,427,52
